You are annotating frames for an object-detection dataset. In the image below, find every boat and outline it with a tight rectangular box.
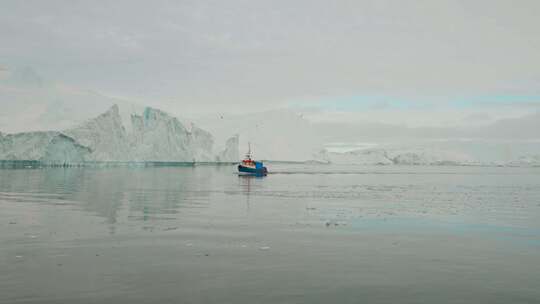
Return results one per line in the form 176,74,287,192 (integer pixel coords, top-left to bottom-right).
238,143,268,176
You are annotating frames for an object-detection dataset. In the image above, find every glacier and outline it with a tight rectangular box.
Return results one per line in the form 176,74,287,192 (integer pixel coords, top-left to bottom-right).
0,105,239,165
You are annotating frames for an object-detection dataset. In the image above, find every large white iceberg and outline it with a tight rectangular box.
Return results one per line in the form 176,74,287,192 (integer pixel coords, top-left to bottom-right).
1,105,239,164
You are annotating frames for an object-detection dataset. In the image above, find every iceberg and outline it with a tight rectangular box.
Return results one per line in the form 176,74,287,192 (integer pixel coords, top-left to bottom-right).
507,155,540,167
388,149,476,166
189,123,215,162
64,105,131,161
324,147,477,166
128,107,199,161
0,105,239,164
0,131,91,165
325,149,393,165
216,134,240,163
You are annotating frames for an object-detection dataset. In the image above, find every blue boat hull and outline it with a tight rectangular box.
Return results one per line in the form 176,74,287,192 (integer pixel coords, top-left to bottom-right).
238,164,267,176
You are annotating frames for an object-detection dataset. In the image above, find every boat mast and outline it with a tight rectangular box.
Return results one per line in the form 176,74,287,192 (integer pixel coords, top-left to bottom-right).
246,142,252,160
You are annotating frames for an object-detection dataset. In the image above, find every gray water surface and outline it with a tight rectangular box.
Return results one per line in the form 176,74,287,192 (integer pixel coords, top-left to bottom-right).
1,164,539,303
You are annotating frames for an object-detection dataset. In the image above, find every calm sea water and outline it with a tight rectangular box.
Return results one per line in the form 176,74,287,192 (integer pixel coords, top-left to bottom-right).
1,164,539,303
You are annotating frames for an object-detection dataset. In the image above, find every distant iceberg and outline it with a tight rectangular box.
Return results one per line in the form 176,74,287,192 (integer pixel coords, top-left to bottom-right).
507,154,540,167
320,147,480,166
389,148,476,166
322,149,393,165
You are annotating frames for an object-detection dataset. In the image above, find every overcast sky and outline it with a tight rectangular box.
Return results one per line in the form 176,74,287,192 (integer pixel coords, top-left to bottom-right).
1,0,540,124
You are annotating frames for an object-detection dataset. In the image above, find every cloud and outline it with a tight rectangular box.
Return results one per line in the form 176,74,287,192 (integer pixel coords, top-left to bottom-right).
1,0,540,130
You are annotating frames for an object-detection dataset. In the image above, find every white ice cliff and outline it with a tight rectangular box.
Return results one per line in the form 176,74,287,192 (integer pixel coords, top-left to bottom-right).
217,134,240,163
64,105,131,161
0,105,239,164
0,131,91,164
128,107,200,161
